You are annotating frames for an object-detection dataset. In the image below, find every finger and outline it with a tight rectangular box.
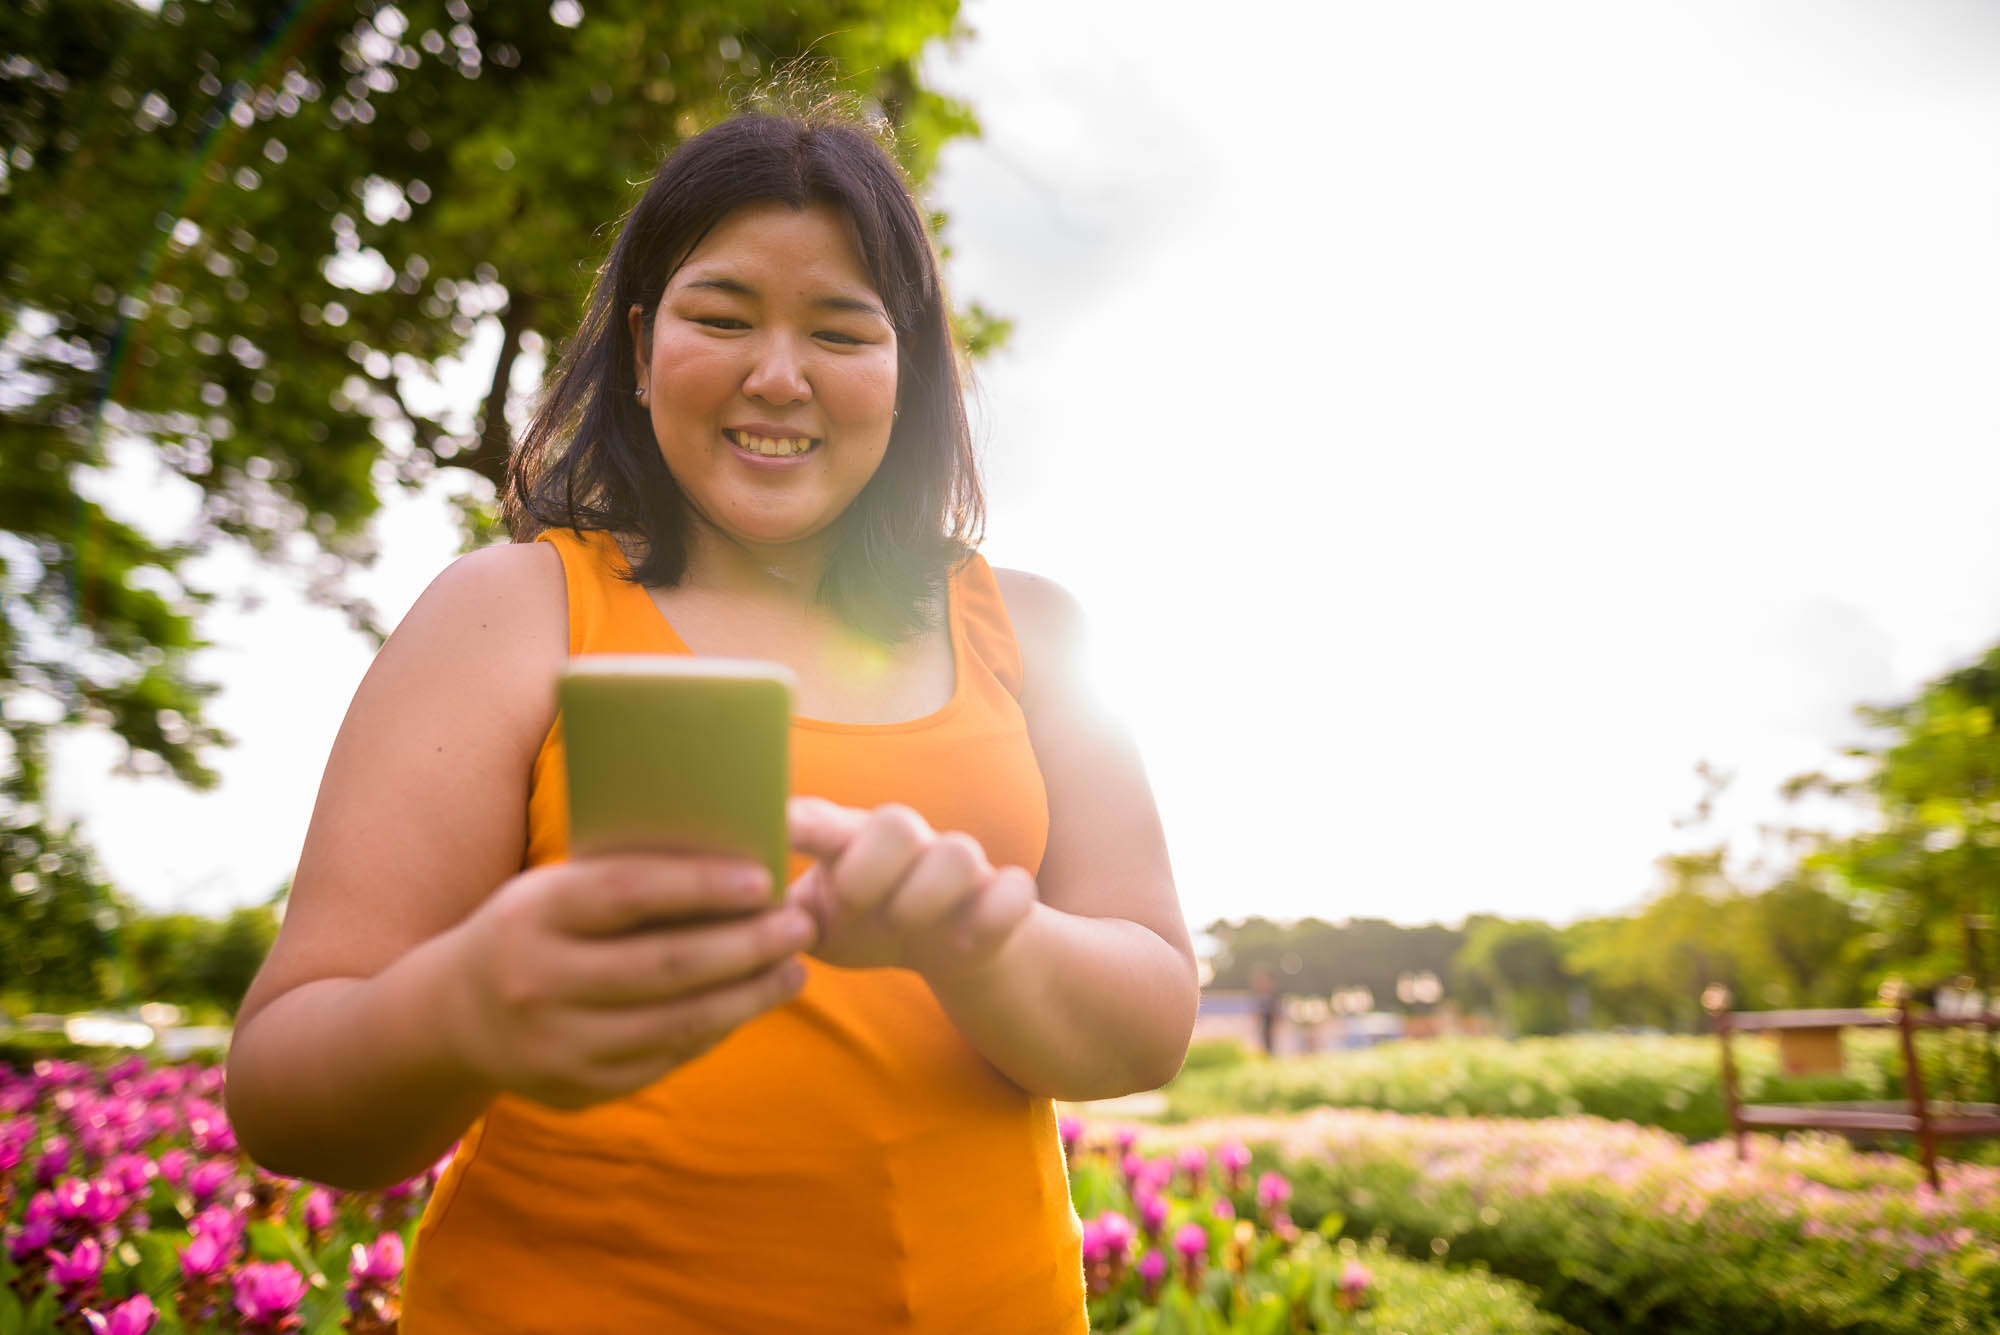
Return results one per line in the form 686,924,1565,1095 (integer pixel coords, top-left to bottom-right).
787,796,869,860
881,832,989,937
823,804,932,918
953,865,1037,959
544,856,772,936
583,956,810,1071
553,906,816,1007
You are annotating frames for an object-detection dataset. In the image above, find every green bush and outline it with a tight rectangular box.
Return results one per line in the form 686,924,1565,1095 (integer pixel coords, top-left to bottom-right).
1176,1038,1256,1076
1144,1110,2000,1335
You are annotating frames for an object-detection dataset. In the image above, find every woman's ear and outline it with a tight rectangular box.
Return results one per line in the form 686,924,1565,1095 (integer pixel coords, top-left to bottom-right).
627,303,648,390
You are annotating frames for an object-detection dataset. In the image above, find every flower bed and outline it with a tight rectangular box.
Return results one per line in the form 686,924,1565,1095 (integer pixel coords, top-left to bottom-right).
1064,1118,1577,1334
1140,1108,2000,1335
0,1055,1576,1334
1,1058,426,1333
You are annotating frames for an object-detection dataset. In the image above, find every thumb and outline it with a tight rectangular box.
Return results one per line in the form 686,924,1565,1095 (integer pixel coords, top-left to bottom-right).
787,796,867,861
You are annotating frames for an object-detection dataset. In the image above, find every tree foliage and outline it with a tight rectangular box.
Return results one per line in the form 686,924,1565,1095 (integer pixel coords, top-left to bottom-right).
1,0,976,925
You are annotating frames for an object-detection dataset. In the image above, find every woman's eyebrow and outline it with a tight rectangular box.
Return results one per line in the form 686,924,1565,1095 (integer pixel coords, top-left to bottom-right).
682,276,886,320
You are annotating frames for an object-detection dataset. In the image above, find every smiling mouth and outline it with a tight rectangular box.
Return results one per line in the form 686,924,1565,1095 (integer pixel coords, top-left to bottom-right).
724,429,819,458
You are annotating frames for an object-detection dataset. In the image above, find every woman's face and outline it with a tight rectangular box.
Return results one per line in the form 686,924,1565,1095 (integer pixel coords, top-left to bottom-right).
629,200,899,560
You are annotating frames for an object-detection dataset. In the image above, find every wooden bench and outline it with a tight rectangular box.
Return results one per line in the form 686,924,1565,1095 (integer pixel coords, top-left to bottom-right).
1708,998,2000,1191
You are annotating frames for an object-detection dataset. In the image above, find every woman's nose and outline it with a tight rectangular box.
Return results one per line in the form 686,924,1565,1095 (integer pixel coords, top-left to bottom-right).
742,335,811,405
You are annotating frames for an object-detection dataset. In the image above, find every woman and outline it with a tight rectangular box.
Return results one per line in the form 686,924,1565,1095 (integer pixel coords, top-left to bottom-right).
226,107,1197,1332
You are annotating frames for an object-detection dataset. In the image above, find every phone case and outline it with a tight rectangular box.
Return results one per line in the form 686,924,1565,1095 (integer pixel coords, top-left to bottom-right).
559,656,793,896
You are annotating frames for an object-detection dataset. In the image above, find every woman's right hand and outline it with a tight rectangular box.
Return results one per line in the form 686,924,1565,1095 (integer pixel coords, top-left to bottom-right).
436,856,814,1110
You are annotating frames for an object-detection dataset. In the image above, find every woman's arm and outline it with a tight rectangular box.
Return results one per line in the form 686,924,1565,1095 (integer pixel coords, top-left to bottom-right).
226,542,569,1187
787,571,1197,1101
226,542,813,1188
933,569,1196,1098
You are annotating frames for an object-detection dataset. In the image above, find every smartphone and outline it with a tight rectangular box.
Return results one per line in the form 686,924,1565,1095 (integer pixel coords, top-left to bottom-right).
559,656,793,896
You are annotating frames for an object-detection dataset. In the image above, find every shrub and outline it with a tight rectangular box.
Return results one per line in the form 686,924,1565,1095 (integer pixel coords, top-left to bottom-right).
1141,1109,2000,1335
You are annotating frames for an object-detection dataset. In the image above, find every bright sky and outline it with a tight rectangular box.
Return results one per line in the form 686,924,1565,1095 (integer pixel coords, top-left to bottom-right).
47,0,2000,934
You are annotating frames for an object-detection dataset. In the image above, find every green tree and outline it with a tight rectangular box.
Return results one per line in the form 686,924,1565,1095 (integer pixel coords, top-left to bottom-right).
1453,918,1573,1036
1792,646,2000,997
2,0,977,922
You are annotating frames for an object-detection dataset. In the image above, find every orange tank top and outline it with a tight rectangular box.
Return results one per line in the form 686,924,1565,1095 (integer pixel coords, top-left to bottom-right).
402,529,1086,1334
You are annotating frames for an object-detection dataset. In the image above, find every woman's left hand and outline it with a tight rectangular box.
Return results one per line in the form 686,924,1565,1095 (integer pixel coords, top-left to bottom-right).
785,797,1037,979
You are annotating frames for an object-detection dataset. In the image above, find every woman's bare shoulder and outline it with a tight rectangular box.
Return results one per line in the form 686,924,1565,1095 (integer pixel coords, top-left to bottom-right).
989,567,1086,705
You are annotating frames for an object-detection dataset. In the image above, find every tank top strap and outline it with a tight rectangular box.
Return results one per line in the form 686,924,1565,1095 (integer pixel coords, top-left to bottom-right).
535,527,673,656
950,553,1023,700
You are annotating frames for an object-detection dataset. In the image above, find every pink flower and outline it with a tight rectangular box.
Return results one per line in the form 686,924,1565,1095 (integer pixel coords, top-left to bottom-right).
1058,1116,1084,1157
53,1176,126,1231
33,1133,73,1186
348,1232,405,1289
8,1191,58,1262
303,1188,337,1234
156,1148,191,1188
1256,1171,1293,1213
184,1100,237,1156
1137,1248,1168,1298
81,1294,158,1335
232,1260,310,1330
1217,1140,1252,1190
107,1153,155,1198
1139,1191,1169,1239
1175,1144,1209,1191
1212,1196,1234,1221
1172,1221,1208,1263
49,1235,105,1291
1096,1211,1135,1264
187,1158,235,1206
1338,1259,1374,1310
178,1229,231,1282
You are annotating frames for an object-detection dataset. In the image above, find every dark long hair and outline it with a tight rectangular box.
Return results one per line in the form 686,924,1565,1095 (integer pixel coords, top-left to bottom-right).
505,109,983,641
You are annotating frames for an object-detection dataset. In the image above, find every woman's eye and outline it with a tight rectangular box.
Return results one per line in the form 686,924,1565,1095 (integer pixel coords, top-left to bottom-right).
816,330,864,345
695,316,747,330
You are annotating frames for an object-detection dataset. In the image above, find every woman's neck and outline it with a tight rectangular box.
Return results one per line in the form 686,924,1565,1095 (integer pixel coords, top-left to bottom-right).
676,522,836,614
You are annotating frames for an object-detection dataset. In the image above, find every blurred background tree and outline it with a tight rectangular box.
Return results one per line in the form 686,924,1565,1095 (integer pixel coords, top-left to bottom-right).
1,0,977,1011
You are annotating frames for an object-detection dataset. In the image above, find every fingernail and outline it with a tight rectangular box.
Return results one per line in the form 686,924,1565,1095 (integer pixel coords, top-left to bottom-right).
736,866,771,897
779,910,815,951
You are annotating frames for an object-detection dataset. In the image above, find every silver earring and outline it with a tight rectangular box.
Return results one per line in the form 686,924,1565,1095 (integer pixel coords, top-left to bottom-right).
634,387,646,403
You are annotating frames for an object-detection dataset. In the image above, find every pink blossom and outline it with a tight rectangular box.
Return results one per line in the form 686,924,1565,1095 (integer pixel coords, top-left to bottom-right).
1212,1196,1234,1221
53,1175,126,1231
1339,1259,1374,1310
1096,1211,1135,1264
348,1232,405,1288
1058,1116,1084,1157
178,1228,231,1282
1256,1171,1292,1212
1137,1248,1168,1297
107,1153,155,1198
303,1187,337,1234
155,1148,191,1188
1139,1191,1169,1238
33,1133,73,1185
81,1294,157,1335
1175,1144,1209,1191
1114,1126,1139,1155
233,1261,310,1330
1216,1139,1252,1190
1172,1221,1208,1263
8,1192,58,1261
187,1158,235,1206
49,1235,105,1290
